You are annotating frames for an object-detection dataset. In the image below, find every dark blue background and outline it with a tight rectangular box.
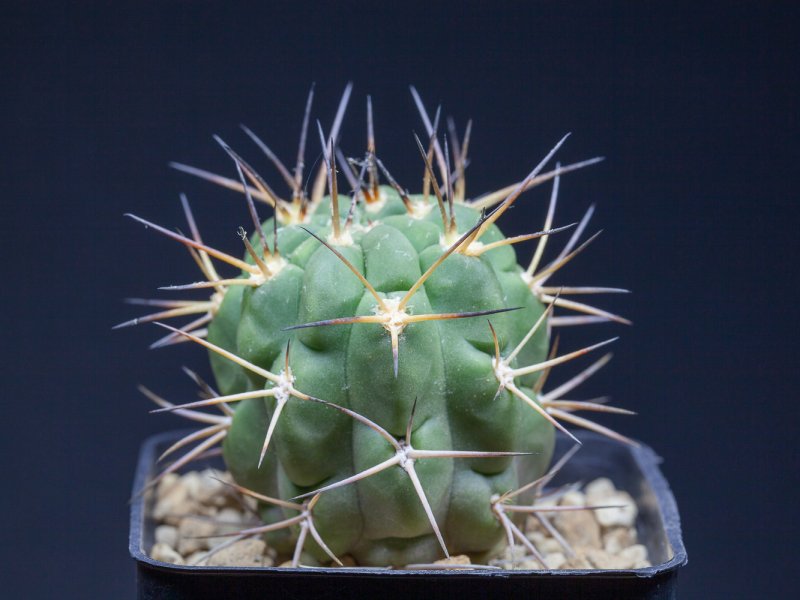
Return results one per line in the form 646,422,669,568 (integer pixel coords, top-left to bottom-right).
2,2,797,597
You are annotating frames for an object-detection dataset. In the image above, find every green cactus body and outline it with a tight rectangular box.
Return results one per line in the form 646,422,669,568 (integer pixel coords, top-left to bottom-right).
127,88,631,568
213,188,553,565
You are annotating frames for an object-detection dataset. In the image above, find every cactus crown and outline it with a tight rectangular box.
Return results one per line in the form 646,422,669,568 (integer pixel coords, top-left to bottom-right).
123,85,634,567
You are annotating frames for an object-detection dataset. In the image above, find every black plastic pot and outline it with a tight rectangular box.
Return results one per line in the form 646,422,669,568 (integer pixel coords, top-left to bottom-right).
130,430,687,599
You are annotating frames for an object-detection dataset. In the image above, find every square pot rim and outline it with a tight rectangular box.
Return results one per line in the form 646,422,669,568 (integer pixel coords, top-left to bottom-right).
130,429,687,580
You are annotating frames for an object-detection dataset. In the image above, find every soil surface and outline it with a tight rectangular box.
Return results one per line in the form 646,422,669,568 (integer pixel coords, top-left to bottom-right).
148,469,651,570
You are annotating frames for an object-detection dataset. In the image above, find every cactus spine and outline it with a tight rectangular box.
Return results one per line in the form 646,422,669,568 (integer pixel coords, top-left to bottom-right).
124,85,634,567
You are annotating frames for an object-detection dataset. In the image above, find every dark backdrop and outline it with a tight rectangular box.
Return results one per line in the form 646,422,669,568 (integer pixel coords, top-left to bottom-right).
2,2,797,598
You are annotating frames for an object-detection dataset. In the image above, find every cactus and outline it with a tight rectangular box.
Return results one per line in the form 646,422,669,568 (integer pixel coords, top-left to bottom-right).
123,85,635,567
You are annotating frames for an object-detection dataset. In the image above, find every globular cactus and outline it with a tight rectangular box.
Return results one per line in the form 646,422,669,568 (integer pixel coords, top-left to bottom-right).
124,85,635,567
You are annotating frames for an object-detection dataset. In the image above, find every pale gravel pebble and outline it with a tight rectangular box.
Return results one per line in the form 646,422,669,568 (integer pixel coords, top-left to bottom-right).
494,545,528,564
585,478,616,503
544,552,566,569
553,506,601,549
153,479,191,524
185,551,209,565
585,547,636,569
434,555,471,566
562,551,593,569
527,531,564,555
215,507,245,526
517,559,545,570
151,542,185,565
177,515,217,554
528,531,547,546
620,544,648,564
541,536,565,555
154,525,179,548
193,469,230,506
239,494,258,513
156,473,180,499
603,526,637,553
558,490,587,507
179,472,203,501
205,539,270,567
204,532,234,550
594,491,638,528
204,509,246,548
491,546,545,570
525,515,546,533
